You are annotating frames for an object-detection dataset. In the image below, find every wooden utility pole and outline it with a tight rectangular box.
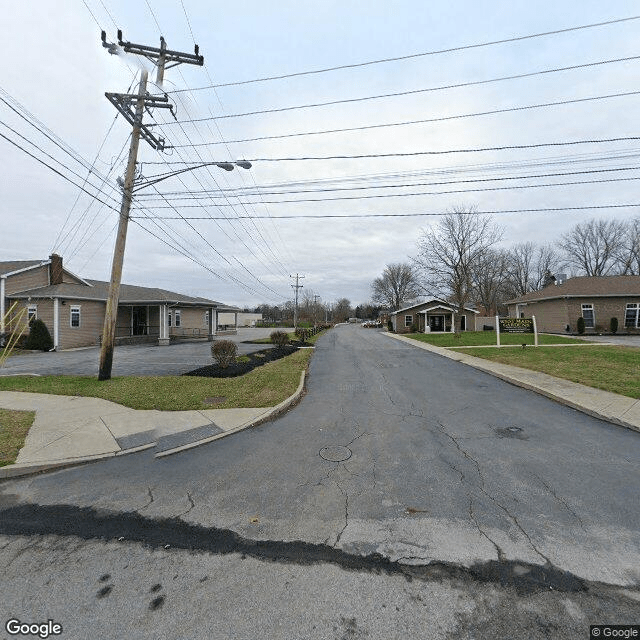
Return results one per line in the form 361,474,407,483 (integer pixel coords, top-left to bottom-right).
290,274,305,329
97,30,203,380
98,69,148,380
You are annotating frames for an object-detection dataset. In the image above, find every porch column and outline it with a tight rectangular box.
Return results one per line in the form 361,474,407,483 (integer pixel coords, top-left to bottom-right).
208,307,214,341
234,311,238,332
53,297,59,350
450,312,455,332
212,309,217,336
158,304,170,346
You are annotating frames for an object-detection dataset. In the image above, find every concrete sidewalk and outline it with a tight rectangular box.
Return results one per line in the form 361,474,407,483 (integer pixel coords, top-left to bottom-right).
0,371,305,478
384,332,640,434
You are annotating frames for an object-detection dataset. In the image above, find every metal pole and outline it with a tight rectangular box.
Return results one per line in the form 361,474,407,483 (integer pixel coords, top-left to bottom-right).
98,70,148,380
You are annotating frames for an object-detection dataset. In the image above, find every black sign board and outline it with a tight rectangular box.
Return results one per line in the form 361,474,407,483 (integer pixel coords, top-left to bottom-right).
499,318,534,334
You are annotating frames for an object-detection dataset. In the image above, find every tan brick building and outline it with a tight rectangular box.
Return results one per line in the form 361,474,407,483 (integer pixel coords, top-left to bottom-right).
505,276,640,334
1,255,239,350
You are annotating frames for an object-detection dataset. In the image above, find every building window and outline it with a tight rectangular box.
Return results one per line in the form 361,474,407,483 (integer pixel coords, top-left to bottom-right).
404,315,413,327
27,305,37,322
204,311,209,327
460,315,466,331
168,311,172,327
581,304,595,328
174,310,181,327
70,305,81,328
625,303,640,328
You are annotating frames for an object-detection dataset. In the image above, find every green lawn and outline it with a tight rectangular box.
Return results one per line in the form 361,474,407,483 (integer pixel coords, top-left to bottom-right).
0,348,312,411
0,408,35,466
463,345,640,399
405,331,586,347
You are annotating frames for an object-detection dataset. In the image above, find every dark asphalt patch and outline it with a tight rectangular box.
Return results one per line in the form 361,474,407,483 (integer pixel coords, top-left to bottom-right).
0,502,589,596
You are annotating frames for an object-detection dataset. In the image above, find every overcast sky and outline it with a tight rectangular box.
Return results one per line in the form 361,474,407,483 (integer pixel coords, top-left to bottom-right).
2,1,639,308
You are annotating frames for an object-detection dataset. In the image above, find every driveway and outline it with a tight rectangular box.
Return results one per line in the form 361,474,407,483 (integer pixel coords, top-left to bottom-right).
1,324,638,638
0,328,276,376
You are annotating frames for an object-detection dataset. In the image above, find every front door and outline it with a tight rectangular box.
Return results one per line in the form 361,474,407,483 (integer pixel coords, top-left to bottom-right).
430,315,444,332
132,308,147,335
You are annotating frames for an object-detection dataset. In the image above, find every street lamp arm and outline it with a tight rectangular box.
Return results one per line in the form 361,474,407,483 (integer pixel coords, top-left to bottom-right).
132,160,252,192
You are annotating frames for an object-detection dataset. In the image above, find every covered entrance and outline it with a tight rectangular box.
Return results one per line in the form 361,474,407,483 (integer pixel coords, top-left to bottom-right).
429,315,445,332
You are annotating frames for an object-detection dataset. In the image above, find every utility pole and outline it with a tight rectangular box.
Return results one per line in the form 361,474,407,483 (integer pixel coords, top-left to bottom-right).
313,294,320,328
290,274,305,329
98,30,203,380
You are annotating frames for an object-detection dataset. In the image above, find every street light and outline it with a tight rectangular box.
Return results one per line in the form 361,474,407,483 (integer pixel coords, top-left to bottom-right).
131,160,252,192
98,158,253,381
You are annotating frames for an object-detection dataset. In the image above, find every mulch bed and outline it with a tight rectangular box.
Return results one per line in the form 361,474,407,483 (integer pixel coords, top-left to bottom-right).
184,344,305,378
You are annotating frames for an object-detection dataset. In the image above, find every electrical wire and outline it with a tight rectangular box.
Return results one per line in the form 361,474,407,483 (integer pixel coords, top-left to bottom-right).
131,202,640,220
158,91,640,145
168,15,640,91
162,55,640,122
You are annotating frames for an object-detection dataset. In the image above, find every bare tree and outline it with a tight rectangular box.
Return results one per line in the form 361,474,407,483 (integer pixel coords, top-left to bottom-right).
533,244,564,289
332,298,352,322
371,263,420,310
615,217,640,275
414,206,503,328
559,218,628,276
506,242,535,296
472,248,510,315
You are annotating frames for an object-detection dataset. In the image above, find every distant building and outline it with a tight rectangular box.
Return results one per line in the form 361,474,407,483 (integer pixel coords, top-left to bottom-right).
390,299,478,333
1,255,239,350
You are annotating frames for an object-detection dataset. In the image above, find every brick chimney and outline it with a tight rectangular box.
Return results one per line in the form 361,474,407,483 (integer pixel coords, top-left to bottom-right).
49,254,63,285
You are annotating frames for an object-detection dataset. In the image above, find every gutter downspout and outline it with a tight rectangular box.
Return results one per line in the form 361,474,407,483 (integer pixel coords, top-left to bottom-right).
52,297,59,351
0,277,5,335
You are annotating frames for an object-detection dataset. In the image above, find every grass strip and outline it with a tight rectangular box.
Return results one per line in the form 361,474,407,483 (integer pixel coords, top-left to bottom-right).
0,348,313,411
462,345,640,399
405,331,586,347
0,409,35,466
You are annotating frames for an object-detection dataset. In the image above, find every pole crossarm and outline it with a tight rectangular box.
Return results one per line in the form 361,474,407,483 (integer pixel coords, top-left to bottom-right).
117,31,204,66
105,92,173,150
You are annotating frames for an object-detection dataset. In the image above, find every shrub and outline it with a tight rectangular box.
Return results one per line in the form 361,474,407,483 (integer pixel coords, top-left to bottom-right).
387,320,394,332
270,330,289,349
610,317,618,334
295,327,310,343
24,319,54,351
576,317,585,335
410,323,418,333
211,340,237,368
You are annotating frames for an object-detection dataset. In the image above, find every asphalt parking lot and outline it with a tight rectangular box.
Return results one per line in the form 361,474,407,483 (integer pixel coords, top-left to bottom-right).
0,328,277,377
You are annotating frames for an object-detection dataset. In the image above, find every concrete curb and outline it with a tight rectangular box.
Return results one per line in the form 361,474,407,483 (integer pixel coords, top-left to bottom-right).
0,443,156,480
384,332,640,435
155,369,307,458
0,368,308,477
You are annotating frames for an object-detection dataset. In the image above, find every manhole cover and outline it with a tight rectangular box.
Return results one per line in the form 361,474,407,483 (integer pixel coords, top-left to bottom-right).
319,445,352,462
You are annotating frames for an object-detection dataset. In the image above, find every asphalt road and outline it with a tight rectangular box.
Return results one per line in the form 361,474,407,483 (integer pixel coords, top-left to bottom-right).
1,325,639,639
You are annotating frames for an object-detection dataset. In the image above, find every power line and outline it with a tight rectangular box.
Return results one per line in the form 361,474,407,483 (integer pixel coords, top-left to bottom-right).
168,15,640,91
135,165,640,200
133,174,640,207
161,90,640,145
131,203,640,220
162,55,640,123
140,136,640,166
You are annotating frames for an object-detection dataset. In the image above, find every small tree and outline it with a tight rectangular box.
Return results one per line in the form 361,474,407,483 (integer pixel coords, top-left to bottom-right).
211,340,237,368
295,327,310,343
270,330,289,349
576,317,585,335
24,319,54,351
610,317,618,334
